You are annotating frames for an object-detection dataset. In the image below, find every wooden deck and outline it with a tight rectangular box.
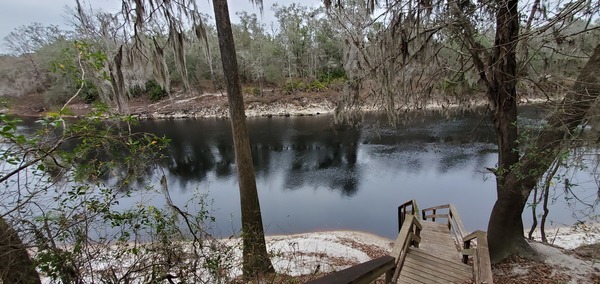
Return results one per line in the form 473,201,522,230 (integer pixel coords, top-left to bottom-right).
398,220,473,284
308,200,493,284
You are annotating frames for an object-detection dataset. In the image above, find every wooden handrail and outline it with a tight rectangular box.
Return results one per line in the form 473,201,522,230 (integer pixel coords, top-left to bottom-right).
390,214,422,283
305,256,395,284
398,199,419,232
308,201,422,284
462,230,493,284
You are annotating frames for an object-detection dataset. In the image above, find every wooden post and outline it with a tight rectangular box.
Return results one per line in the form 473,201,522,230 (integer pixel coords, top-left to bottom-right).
463,240,470,264
385,268,394,283
476,231,493,284
398,206,403,232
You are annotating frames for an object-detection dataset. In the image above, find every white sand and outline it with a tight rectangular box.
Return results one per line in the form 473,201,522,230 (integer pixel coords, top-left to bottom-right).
528,223,600,249
39,227,600,283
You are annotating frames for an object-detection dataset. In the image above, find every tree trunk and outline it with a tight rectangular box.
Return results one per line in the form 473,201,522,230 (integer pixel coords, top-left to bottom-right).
488,43,600,262
0,216,41,284
212,0,275,278
488,0,520,194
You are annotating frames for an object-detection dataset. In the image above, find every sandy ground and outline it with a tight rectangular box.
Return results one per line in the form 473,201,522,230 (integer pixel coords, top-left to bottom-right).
5,87,553,119
264,227,600,283
493,224,600,284
4,89,340,119
37,228,599,283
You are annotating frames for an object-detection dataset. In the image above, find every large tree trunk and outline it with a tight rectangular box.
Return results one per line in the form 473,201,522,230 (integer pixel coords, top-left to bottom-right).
488,43,600,262
0,216,41,284
488,0,520,194
212,0,275,278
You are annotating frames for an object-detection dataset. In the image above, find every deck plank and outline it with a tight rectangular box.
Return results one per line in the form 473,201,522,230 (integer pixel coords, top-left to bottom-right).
400,263,469,284
416,220,463,263
400,265,448,283
399,249,473,284
404,255,472,280
408,248,472,273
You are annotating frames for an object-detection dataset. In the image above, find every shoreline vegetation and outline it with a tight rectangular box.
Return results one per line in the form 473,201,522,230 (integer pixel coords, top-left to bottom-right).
3,89,556,120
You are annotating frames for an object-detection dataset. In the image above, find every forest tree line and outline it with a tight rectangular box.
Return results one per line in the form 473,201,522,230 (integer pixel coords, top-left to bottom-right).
1,0,600,282
0,1,597,111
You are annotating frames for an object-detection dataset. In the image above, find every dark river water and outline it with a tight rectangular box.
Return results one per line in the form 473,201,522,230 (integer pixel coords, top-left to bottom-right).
96,105,595,240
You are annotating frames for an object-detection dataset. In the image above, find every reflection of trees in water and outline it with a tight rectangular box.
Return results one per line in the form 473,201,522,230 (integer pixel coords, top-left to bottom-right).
166,141,215,182
137,118,365,197
132,120,226,186
283,126,362,197
128,108,515,194
132,119,362,197
249,133,285,180
437,150,472,173
215,136,234,178
362,110,499,175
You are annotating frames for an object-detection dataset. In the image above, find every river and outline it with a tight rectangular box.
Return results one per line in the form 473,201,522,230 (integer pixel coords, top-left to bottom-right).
103,105,597,240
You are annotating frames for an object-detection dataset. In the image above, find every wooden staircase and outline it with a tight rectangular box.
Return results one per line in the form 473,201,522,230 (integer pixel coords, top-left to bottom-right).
398,220,473,284
307,200,493,284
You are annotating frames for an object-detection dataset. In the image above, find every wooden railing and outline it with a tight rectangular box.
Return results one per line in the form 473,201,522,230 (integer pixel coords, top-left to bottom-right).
462,231,493,284
307,203,422,284
421,204,466,250
308,200,492,284
389,214,422,283
397,199,419,231
305,255,395,284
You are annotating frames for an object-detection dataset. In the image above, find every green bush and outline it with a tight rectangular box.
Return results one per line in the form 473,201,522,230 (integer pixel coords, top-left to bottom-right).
318,69,347,83
327,77,346,91
284,79,330,94
309,80,327,92
80,81,99,104
145,80,167,102
45,77,73,106
283,80,308,94
282,81,296,94
243,86,261,96
128,84,144,98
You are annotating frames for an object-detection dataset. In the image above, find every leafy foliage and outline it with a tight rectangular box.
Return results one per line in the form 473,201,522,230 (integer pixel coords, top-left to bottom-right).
128,84,145,98
0,105,245,282
145,80,168,102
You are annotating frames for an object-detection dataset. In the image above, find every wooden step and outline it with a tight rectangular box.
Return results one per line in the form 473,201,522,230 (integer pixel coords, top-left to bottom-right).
418,221,462,262
407,248,472,273
398,248,473,284
420,220,451,233
407,248,473,274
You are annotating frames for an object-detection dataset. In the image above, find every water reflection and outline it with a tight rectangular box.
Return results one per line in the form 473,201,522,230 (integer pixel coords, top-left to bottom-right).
136,110,500,194
125,109,513,238
18,106,594,240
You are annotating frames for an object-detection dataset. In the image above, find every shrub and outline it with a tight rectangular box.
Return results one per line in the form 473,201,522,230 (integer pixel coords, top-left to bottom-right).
327,77,346,91
45,77,73,106
128,84,144,98
283,80,308,95
145,80,167,102
309,80,327,92
318,69,347,83
79,81,99,104
243,86,261,96
284,79,330,94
